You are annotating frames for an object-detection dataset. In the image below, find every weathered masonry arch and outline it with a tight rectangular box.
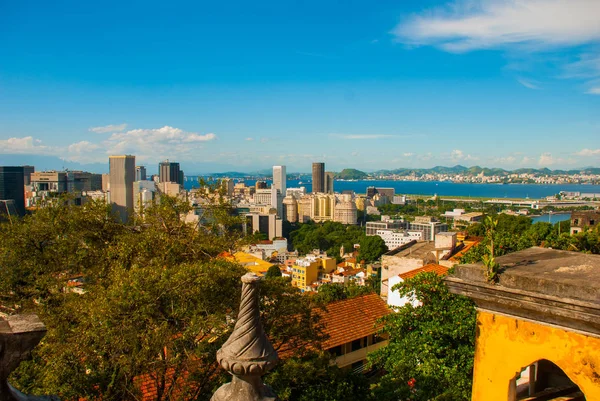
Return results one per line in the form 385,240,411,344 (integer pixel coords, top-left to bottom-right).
509,359,585,400
445,248,600,401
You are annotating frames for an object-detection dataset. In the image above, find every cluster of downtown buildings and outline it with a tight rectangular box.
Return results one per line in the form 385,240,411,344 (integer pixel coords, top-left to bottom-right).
0,159,451,250
0,158,185,223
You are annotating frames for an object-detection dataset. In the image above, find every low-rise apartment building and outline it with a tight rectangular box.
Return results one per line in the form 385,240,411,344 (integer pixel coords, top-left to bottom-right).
318,294,390,372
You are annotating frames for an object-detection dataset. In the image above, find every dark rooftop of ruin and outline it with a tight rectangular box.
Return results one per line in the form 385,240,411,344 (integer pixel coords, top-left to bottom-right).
446,247,600,336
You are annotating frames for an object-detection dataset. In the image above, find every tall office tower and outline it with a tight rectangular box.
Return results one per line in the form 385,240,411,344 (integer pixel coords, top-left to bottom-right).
325,171,334,194
312,162,325,193
23,165,35,186
221,178,234,196
272,165,286,197
109,155,135,223
255,181,267,190
158,161,181,184
0,166,25,216
135,166,147,181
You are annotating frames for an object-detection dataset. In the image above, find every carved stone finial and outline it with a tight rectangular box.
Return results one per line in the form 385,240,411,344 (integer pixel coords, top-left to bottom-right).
212,273,279,401
0,315,59,401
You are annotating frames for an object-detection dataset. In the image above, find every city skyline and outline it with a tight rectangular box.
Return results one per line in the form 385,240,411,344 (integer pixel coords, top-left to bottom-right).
1,0,599,172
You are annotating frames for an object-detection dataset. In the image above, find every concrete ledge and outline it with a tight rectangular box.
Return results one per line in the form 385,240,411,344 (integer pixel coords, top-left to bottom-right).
446,247,600,336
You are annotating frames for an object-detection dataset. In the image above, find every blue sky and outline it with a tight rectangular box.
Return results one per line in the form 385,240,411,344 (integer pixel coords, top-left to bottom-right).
1,0,599,173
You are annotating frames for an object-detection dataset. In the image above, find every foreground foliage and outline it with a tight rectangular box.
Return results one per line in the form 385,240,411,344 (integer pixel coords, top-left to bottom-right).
266,352,373,401
461,214,600,264
369,272,476,401
1,196,322,400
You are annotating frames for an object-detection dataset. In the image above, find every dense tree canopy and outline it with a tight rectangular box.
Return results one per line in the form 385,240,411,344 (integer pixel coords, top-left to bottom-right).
461,214,600,264
1,196,322,401
289,221,387,262
313,282,375,304
266,352,373,401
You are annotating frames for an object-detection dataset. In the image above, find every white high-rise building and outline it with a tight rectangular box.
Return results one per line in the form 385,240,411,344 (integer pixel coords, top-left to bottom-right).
273,165,286,197
109,155,135,223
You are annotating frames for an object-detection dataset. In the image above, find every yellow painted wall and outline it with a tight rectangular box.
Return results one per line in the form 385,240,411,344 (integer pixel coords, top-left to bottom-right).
320,257,336,274
292,262,318,289
472,311,600,401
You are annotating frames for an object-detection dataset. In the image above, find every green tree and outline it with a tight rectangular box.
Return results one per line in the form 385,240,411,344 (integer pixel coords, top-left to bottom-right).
289,221,366,262
266,352,372,401
3,195,322,401
358,235,388,263
369,272,476,401
266,264,283,278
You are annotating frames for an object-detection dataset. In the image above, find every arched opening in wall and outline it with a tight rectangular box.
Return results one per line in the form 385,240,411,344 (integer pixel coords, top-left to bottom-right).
508,359,586,400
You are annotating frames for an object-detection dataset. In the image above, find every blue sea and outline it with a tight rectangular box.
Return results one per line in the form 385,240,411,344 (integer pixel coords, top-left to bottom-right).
530,213,571,224
184,178,600,200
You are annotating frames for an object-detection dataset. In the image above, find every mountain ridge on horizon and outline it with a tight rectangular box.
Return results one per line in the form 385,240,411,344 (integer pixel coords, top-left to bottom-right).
1,155,599,177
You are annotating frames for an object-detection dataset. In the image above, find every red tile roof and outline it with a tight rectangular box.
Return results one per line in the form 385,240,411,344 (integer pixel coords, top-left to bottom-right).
334,268,365,277
317,294,390,350
398,263,449,280
448,238,482,262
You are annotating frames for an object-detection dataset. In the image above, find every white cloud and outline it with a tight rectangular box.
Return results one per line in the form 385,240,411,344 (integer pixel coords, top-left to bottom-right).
183,133,216,142
575,148,600,156
451,149,479,162
68,141,100,154
246,137,254,141
420,152,433,161
517,78,540,90
89,123,127,134
103,126,217,162
563,54,600,93
65,141,103,163
538,152,555,165
403,152,414,157
0,136,57,155
394,0,600,53
563,54,600,78
492,155,517,164
538,152,576,166
520,156,535,165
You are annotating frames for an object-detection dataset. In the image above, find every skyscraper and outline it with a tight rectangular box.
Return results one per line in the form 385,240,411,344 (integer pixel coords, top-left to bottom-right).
325,171,334,194
23,165,35,186
272,165,286,196
159,161,182,184
313,163,325,193
135,166,147,181
109,155,135,223
312,162,325,193
0,166,25,216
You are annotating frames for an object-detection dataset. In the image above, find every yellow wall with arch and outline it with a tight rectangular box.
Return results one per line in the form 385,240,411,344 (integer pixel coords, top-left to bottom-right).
472,311,600,400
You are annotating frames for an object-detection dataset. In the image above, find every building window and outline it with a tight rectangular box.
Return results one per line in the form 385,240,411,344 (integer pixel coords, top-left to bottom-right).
352,361,365,374
329,345,343,357
351,339,362,352
573,219,579,226
590,220,595,226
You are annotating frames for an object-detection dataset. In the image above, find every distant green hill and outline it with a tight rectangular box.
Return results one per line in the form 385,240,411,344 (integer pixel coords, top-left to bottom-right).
335,168,369,180
370,165,599,177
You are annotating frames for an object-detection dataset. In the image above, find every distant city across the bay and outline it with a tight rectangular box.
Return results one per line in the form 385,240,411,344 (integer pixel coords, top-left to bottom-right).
184,177,600,200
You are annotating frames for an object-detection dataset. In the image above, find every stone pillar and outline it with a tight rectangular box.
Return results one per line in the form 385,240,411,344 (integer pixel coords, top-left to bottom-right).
212,273,278,401
0,315,58,401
